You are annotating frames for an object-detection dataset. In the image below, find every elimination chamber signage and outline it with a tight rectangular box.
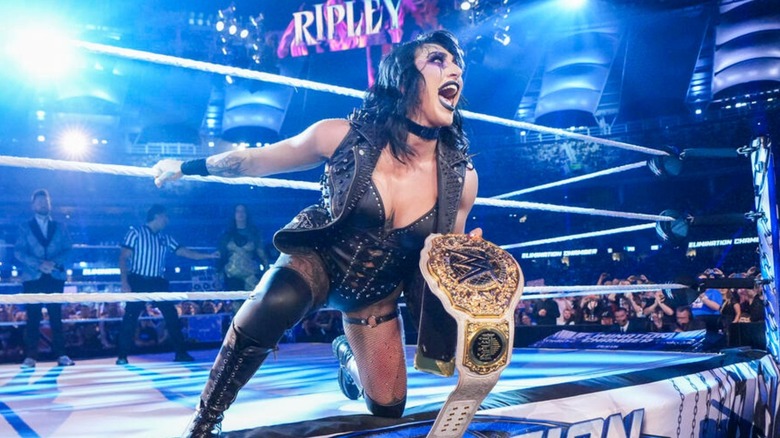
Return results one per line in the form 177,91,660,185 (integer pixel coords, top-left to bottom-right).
292,0,402,48
687,236,759,249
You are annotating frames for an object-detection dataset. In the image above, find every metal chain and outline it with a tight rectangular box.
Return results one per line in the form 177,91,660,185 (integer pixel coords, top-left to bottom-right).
712,370,726,434
672,378,686,438
684,375,700,438
698,373,713,437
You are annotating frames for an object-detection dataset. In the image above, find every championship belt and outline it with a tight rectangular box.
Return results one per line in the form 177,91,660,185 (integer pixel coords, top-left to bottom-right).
419,233,523,438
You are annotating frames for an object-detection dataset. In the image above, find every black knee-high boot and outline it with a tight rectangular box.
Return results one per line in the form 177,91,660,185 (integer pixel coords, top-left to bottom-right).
182,267,314,438
182,324,271,437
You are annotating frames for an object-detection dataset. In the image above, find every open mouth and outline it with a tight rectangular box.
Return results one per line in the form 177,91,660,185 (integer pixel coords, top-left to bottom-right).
438,81,460,111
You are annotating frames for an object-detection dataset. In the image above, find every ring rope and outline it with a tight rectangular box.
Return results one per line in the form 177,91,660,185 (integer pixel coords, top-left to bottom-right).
72,40,365,99
0,292,251,305
0,315,167,328
501,222,658,249
493,161,648,199
0,155,319,191
0,155,675,222
477,198,675,222
460,111,668,156
72,40,668,156
524,283,690,300
0,284,688,305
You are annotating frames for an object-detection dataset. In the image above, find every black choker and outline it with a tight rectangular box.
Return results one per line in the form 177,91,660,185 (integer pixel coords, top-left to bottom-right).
405,118,440,140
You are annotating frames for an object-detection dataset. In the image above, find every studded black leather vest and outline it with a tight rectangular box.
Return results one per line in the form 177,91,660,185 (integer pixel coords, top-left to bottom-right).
273,119,471,365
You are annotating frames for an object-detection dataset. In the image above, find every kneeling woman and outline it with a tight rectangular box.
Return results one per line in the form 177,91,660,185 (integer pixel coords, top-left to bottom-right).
154,30,479,437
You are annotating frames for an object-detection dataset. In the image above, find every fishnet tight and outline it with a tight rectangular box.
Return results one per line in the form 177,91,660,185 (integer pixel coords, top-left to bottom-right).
344,316,407,406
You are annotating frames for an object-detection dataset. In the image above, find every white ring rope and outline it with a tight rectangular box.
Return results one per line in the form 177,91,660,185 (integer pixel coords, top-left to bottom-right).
0,155,675,222
476,198,675,222
0,283,688,305
493,161,648,199
72,40,668,156
0,155,319,191
501,222,658,249
0,292,251,305
460,111,668,156
524,283,689,300
72,41,365,100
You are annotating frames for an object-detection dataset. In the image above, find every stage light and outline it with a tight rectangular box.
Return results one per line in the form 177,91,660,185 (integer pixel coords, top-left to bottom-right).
5,24,79,81
494,31,511,46
216,21,225,32
239,29,249,39
460,1,472,11
559,0,586,9
37,135,46,142
59,128,90,157
228,24,238,35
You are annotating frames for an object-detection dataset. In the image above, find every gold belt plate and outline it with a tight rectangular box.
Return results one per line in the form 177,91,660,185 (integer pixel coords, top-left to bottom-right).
424,234,521,318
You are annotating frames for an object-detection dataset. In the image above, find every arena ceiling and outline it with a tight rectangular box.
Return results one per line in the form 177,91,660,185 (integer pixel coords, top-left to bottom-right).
0,0,777,255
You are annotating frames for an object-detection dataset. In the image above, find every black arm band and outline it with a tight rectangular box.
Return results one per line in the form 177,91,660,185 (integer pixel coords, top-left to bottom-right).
180,158,210,176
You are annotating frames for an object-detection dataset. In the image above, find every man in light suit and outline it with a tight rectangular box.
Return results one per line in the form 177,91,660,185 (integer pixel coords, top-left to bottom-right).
14,189,74,368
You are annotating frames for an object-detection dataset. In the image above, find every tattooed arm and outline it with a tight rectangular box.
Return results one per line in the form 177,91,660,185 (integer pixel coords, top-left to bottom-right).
153,119,350,187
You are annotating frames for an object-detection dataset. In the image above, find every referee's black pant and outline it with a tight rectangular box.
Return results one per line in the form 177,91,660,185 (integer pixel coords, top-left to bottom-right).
117,274,188,358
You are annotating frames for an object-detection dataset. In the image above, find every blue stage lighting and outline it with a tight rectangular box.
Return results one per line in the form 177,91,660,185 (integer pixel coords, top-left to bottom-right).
559,0,586,9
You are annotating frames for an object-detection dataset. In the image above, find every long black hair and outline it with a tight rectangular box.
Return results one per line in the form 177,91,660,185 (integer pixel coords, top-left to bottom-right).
354,30,468,161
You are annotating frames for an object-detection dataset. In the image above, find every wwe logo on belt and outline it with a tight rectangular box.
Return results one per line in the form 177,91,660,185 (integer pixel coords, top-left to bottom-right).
449,249,499,284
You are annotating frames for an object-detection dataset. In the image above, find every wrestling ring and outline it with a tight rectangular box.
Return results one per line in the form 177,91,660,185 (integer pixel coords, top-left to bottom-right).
0,40,777,438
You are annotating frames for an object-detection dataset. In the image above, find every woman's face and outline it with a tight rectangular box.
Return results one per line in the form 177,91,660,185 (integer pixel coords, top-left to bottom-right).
410,43,463,128
234,205,247,223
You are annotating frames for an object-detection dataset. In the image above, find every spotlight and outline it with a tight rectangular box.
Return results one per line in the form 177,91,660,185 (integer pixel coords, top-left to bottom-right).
7,24,78,80
228,24,238,35
460,1,472,10
216,21,225,32
59,128,90,157
559,0,587,9
239,29,249,39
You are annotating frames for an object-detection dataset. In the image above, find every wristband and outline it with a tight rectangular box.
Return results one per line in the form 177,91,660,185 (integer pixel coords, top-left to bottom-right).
180,158,210,176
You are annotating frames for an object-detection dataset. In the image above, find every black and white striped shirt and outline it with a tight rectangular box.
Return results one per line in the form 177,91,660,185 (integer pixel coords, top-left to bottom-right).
122,225,179,278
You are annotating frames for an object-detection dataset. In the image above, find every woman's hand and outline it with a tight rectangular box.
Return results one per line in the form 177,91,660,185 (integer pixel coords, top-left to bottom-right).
153,159,184,187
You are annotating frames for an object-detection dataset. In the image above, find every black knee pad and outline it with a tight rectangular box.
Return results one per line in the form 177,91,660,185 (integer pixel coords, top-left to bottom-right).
365,394,406,418
232,267,314,347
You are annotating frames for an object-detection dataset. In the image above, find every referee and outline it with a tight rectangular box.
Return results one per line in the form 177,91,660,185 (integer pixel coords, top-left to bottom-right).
116,204,219,365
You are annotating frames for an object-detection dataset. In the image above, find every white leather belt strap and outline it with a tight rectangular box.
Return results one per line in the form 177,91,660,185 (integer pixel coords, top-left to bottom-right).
419,234,524,438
